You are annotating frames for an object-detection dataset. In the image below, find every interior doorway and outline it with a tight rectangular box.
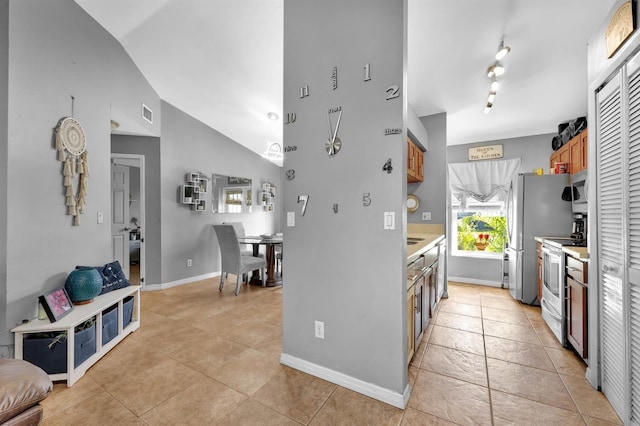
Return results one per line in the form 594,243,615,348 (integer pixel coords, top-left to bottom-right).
111,154,145,288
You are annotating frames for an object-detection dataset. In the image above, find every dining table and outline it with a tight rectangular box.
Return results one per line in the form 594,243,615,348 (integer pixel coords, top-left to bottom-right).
238,235,283,287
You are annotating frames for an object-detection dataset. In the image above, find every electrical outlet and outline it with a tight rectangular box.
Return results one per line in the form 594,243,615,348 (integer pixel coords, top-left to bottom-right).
422,211,432,221
187,259,192,267
315,320,324,339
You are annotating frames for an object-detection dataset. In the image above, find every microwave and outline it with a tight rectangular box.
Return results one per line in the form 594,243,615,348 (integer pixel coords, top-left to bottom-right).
570,170,588,214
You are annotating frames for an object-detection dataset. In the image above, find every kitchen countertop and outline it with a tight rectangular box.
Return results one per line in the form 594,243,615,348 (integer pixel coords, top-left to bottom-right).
562,246,588,260
534,236,589,260
407,223,445,263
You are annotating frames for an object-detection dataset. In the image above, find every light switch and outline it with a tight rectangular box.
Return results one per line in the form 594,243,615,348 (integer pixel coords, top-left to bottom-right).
422,211,431,221
287,211,295,227
384,212,395,230
97,212,104,224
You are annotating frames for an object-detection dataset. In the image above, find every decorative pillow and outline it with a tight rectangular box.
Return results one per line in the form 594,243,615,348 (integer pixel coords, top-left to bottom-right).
76,260,130,295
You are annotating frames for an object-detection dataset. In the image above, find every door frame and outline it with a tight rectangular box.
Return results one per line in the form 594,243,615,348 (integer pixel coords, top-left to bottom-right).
111,153,146,290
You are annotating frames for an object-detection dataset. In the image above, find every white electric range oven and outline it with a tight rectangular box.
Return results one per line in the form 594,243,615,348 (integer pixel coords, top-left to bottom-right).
540,238,586,344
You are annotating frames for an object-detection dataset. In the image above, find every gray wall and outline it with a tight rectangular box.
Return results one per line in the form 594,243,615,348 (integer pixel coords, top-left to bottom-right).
446,133,555,284
0,0,8,355
1,0,159,349
408,112,447,225
159,102,282,284
282,0,407,398
111,135,162,285
0,0,282,353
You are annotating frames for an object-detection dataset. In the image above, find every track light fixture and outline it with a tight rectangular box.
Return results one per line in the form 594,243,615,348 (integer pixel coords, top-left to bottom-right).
495,40,511,60
487,62,505,78
484,40,511,114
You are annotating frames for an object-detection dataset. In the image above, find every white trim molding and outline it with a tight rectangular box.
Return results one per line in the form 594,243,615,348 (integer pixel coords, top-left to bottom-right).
280,353,410,409
447,276,502,288
143,272,220,291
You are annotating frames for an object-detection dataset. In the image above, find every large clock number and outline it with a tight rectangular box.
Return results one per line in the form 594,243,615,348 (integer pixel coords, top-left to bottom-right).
386,85,400,100
364,63,371,82
332,204,339,213
383,158,393,174
300,85,310,98
363,193,372,206
285,113,296,124
331,66,338,90
286,170,295,180
298,195,309,216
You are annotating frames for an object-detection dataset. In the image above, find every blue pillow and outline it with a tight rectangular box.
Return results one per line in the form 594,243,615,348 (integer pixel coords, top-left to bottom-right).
76,260,130,295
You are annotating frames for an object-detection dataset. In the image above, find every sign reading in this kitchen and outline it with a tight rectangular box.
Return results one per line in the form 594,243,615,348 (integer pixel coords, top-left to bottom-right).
468,144,503,161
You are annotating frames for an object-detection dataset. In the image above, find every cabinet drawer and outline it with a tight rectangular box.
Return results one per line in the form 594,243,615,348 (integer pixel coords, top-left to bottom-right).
566,256,587,284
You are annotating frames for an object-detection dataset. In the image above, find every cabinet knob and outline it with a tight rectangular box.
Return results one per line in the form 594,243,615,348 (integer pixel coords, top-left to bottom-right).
602,265,619,274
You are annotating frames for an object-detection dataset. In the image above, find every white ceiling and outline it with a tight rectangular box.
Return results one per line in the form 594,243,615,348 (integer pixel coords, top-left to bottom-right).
75,0,616,166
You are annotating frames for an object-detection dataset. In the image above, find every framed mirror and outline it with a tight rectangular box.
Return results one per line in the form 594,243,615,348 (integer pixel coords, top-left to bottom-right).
407,194,420,213
211,174,253,213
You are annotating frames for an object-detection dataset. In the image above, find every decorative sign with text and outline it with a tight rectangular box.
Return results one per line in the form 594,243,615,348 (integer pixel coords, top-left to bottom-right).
606,1,634,58
468,144,503,161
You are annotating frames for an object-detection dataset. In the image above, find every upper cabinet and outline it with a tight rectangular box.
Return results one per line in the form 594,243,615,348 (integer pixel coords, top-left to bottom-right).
549,129,588,175
407,137,424,183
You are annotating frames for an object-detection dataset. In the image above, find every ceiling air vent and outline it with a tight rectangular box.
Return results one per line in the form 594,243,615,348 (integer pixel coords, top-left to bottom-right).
141,103,153,124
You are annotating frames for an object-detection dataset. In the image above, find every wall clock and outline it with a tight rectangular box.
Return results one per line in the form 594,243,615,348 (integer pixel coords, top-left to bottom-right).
326,107,342,156
407,194,420,213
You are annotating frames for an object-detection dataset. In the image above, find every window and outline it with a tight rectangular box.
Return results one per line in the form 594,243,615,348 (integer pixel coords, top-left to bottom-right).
451,195,506,258
224,189,244,213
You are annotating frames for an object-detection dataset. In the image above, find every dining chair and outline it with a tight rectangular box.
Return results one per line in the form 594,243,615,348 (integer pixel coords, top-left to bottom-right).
222,222,260,257
213,224,266,295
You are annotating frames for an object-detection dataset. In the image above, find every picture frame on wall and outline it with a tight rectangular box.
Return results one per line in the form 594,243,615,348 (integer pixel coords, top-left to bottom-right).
38,287,74,323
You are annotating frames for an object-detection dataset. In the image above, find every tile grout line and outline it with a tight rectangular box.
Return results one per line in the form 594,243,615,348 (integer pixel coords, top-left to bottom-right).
481,304,496,426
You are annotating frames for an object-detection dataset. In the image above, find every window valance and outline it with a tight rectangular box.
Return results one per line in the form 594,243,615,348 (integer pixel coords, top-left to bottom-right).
448,158,521,209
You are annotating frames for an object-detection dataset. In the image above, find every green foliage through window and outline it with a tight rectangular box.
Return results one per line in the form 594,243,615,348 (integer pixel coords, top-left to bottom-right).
456,213,506,253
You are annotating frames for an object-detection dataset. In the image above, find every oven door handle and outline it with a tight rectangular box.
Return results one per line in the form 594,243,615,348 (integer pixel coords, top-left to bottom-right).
541,298,562,320
542,246,561,258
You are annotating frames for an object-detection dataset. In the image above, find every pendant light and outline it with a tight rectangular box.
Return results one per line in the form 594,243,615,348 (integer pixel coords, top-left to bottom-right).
262,112,283,160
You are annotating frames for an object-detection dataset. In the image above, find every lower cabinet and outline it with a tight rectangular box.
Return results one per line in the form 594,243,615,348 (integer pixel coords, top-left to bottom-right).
407,284,415,363
566,255,588,358
12,286,140,387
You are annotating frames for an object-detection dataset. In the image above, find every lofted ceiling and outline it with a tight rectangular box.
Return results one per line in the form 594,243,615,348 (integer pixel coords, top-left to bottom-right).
75,0,616,166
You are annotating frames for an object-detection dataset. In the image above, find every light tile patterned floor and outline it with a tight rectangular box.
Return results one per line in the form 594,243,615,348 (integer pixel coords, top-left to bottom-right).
39,280,622,425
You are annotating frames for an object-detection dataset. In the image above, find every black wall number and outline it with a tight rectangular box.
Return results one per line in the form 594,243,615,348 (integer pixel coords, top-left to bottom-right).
382,158,393,174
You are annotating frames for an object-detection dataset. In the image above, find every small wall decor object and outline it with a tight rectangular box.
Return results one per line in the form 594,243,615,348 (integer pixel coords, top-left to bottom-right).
64,267,103,305
261,182,276,211
179,172,208,212
55,116,89,226
38,287,74,322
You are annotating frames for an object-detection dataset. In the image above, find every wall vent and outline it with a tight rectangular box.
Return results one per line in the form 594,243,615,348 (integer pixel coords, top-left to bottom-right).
141,103,153,124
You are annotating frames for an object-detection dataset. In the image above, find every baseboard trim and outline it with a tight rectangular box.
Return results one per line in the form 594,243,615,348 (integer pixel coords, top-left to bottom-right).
143,271,221,291
280,353,410,409
448,276,502,288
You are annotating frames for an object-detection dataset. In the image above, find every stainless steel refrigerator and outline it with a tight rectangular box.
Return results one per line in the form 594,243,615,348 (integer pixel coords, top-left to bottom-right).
505,173,573,304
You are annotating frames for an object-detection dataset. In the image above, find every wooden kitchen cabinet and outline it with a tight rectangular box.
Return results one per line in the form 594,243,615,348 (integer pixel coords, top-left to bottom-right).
407,137,424,183
549,129,588,174
566,255,588,358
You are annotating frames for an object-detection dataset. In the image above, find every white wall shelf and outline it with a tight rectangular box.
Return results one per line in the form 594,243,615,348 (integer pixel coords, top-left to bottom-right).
180,172,209,212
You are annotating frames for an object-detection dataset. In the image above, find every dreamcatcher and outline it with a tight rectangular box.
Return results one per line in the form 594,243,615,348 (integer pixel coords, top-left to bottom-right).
55,116,89,226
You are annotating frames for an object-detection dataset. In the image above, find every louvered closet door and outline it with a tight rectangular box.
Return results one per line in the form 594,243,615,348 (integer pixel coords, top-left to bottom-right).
627,52,640,424
597,69,626,419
